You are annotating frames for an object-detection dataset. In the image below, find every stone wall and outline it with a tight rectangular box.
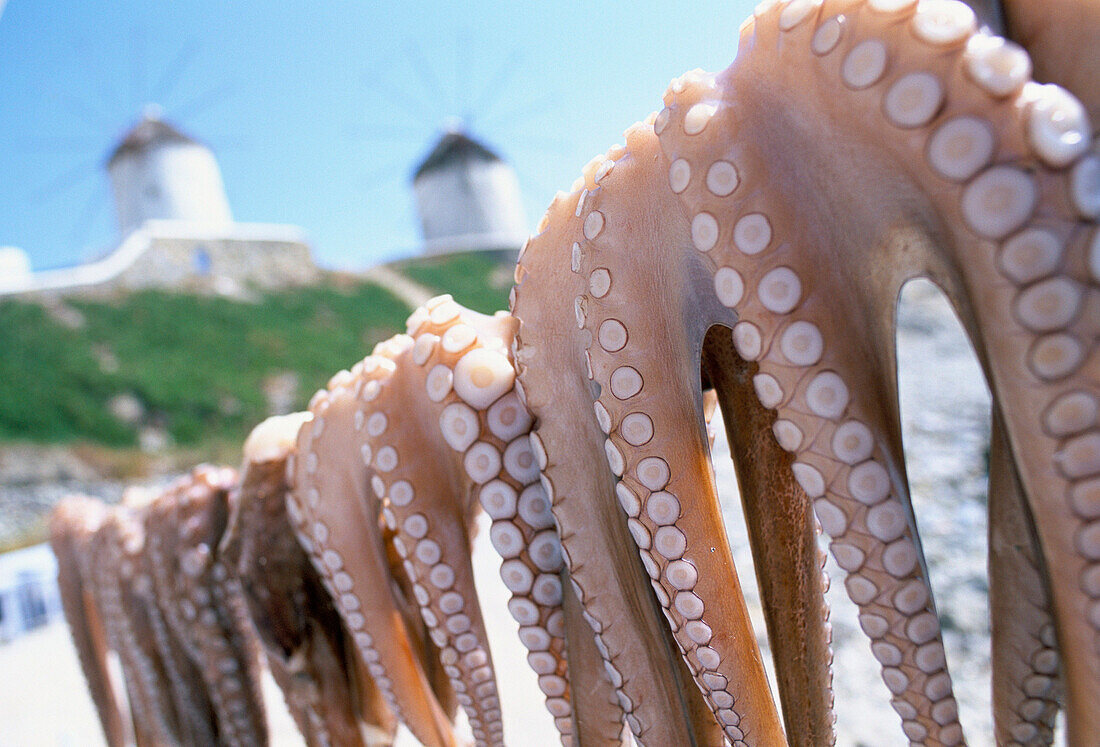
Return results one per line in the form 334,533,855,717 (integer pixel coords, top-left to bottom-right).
114,235,319,291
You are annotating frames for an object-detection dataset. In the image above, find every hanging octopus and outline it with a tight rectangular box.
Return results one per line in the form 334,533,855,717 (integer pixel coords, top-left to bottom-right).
52,0,1100,744
220,412,402,746
50,467,268,746
287,298,631,747
511,0,1098,744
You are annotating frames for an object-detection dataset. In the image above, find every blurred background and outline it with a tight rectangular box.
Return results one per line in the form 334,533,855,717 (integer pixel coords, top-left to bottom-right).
0,0,748,545
0,2,1003,745
0,0,745,272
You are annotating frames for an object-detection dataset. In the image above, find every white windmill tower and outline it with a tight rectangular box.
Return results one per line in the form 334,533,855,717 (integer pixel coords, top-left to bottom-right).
105,105,232,237
411,122,529,255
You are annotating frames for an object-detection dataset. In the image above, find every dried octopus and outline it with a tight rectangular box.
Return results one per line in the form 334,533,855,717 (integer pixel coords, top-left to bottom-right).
52,0,1100,744
50,467,267,746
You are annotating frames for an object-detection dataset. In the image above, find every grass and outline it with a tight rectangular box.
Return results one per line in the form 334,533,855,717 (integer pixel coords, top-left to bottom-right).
393,249,515,314
0,252,512,452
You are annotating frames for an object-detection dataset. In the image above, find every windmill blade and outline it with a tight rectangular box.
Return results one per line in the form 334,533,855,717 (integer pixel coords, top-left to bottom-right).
169,80,237,125
466,48,525,127
343,120,429,144
360,66,438,126
14,134,104,153
404,39,448,121
149,38,201,106
129,23,147,112
205,134,251,153
494,131,574,155
59,92,118,133
354,156,409,194
72,35,122,122
69,182,109,258
453,25,469,118
476,92,561,134
26,157,101,202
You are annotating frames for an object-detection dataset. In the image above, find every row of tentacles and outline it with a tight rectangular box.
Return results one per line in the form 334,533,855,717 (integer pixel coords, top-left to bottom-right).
52,0,1098,744
52,301,606,747
51,468,269,746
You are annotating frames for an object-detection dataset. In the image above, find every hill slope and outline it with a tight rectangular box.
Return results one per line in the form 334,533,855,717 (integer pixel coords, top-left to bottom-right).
0,251,514,450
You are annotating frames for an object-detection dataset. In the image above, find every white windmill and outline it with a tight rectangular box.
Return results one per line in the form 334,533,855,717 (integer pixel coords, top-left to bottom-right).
411,122,528,255
105,105,232,237
354,38,562,259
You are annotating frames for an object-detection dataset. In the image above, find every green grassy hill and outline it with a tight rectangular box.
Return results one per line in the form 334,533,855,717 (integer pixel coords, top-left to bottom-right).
0,251,514,452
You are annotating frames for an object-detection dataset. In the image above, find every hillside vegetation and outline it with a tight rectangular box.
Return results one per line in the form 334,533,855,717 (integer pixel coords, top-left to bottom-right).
392,249,515,316
0,251,514,451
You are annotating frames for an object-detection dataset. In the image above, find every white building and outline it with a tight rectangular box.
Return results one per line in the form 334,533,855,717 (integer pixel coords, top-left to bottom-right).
0,543,62,643
412,128,528,255
0,246,32,292
106,108,233,236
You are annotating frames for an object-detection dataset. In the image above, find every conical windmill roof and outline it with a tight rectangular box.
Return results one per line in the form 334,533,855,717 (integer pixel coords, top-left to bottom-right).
107,112,199,167
413,129,503,181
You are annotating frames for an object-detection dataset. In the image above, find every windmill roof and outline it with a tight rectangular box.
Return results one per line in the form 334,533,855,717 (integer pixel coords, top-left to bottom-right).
413,130,503,180
107,115,199,166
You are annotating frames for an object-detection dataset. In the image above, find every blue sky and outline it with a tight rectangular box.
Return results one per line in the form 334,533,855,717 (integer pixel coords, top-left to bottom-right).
0,1,754,271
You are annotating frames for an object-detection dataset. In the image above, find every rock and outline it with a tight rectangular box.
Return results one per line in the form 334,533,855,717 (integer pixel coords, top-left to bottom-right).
108,393,145,425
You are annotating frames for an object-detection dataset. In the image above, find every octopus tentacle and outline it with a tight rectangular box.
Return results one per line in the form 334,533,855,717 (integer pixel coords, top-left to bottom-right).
364,324,506,746
569,122,785,745
90,509,179,745
49,498,130,747
404,298,579,744
383,521,463,727
135,530,220,747
513,133,734,746
988,405,1063,745
669,1,1098,742
701,328,836,745
660,56,945,737
144,466,269,745
221,412,397,746
289,375,461,747
558,571,629,744
946,100,1100,743
800,0,1100,738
